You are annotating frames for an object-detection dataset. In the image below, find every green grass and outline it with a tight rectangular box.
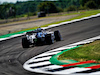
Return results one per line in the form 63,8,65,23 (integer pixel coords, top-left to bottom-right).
0,9,100,38
17,9,100,32
58,40,100,63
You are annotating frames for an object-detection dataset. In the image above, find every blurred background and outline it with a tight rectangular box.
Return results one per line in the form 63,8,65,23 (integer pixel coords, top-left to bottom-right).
0,0,100,24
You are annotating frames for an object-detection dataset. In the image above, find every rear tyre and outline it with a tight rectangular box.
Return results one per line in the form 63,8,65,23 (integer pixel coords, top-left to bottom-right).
45,34,54,44
22,37,29,48
54,30,62,41
36,38,42,46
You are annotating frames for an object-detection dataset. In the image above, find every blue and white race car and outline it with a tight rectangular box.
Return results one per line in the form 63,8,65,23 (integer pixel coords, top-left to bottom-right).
22,28,62,48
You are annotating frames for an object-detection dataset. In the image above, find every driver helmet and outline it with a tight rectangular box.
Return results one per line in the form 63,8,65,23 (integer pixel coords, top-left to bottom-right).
37,27,42,32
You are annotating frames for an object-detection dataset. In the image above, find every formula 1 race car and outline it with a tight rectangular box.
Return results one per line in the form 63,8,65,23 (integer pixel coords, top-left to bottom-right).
22,28,62,48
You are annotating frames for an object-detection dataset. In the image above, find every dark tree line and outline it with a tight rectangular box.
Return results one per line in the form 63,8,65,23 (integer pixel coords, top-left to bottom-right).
0,0,100,19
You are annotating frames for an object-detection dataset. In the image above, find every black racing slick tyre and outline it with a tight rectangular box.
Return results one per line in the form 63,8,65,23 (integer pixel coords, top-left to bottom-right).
54,30,62,41
45,34,54,44
22,37,29,48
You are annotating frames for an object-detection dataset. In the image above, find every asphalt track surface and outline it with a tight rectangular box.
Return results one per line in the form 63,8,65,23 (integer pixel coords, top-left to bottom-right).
0,16,100,75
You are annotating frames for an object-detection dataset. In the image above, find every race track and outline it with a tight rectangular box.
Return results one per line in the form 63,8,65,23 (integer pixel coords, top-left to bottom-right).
0,16,100,75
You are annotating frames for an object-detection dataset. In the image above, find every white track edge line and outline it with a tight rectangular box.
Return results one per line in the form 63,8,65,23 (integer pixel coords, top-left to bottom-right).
0,13,100,41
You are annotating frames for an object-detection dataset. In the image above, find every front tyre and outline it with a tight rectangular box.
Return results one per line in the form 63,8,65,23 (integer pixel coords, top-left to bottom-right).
54,30,62,41
22,37,30,48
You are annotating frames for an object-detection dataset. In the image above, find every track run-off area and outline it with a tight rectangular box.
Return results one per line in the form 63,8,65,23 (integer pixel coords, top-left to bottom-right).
24,35,100,74
0,14,100,75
